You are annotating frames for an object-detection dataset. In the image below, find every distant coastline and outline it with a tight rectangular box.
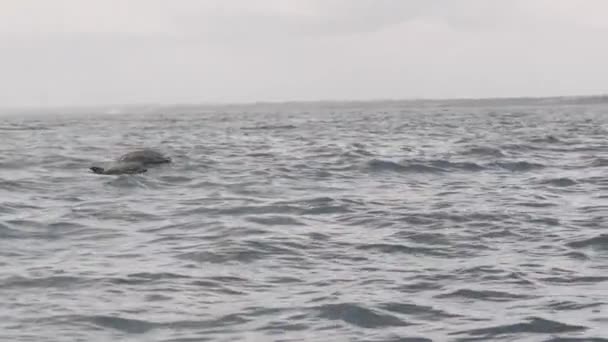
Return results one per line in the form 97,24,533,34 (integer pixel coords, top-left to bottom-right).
2,94,608,115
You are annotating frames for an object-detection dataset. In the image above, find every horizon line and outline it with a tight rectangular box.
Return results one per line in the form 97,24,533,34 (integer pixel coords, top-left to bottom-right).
2,92,607,111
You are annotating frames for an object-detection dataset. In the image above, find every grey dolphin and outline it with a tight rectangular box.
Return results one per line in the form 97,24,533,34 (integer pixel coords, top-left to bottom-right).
118,149,171,164
90,149,171,175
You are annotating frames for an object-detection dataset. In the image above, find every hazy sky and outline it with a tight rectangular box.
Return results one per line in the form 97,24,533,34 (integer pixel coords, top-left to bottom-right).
1,0,607,107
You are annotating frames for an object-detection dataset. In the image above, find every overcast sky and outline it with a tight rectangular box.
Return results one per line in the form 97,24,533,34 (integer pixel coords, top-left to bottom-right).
1,0,607,107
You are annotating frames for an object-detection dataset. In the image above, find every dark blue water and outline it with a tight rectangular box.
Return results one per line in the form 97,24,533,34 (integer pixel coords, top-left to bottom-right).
1,100,607,341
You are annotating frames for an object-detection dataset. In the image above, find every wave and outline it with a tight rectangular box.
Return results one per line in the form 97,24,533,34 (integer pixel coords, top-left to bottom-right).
379,302,460,319
367,160,462,174
540,177,577,187
490,160,546,171
356,243,449,257
366,158,489,174
566,234,608,250
366,159,444,173
461,146,506,157
529,135,562,143
241,124,297,130
246,215,306,226
0,124,49,131
70,313,249,334
547,301,603,311
540,275,608,284
543,338,608,342
315,303,410,328
591,157,608,167
0,275,85,289
435,288,532,301
177,239,304,264
454,317,588,338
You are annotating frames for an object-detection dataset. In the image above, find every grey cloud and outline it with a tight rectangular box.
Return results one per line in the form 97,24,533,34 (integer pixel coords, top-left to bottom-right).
0,0,606,107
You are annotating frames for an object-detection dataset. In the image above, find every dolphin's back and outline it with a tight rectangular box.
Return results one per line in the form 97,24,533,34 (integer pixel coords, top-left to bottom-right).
90,149,170,175
99,161,147,175
118,149,171,165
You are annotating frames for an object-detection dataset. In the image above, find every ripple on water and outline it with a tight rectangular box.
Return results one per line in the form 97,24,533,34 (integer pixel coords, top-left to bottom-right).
461,146,506,157
379,302,460,319
366,159,446,173
175,239,304,264
435,288,533,302
491,160,546,172
245,215,306,226
451,317,587,338
76,314,248,334
315,303,411,328
566,234,608,250
540,177,578,187
355,243,450,257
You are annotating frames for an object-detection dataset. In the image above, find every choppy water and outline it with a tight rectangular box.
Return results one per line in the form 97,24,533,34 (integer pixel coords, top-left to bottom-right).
1,101,607,341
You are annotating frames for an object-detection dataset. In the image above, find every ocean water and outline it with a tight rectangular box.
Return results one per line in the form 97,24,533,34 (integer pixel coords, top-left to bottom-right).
0,100,607,341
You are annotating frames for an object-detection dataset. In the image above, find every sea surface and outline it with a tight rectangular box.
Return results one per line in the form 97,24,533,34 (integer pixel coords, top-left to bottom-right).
1,100,607,341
